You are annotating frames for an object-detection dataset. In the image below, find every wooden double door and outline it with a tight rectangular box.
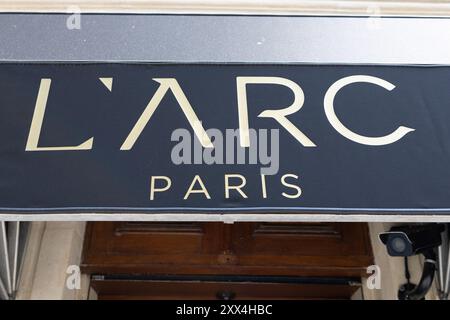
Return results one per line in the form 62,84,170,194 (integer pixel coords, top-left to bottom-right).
82,222,373,299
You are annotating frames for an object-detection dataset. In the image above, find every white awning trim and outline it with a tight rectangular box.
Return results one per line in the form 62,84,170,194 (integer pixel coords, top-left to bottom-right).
0,1,449,17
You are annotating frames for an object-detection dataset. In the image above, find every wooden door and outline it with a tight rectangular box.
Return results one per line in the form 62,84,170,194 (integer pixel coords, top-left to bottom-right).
82,221,373,299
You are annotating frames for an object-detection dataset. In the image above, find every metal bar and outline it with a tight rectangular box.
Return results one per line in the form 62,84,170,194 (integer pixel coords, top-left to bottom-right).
444,228,450,298
0,221,11,295
437,224,448,298
438,244,445,295
7,222,19,293
0,276,8,300
1,14,450,64
99,274,361,285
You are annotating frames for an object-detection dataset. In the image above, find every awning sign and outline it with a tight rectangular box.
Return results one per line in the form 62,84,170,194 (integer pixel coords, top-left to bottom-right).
1,63,450,215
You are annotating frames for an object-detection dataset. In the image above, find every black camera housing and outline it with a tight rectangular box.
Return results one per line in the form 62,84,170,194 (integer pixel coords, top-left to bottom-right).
379,224,444,257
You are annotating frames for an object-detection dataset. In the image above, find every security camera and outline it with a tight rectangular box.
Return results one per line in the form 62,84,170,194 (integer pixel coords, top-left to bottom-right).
379,224,444,257
379,224,444,300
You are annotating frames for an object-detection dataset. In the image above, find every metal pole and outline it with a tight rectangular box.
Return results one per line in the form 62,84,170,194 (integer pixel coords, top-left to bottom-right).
0,277,8,300
444,233,450,299
8,222,19,293
0,222,12,295
437,224,449,299
438,244,445,294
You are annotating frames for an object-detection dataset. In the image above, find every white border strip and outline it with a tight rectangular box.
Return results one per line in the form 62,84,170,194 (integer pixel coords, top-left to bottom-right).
1,1,450,17
1,213,450,222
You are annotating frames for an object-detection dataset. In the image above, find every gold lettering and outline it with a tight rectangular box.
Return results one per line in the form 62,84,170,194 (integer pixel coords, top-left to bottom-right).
281,174,302,199
121,78,213,150
150,176,172,200
25,79,93,151
183,175,211,200
224,174,248,199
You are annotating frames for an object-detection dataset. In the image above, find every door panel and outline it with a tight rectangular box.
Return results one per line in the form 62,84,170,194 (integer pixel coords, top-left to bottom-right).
91,279,360,300
82,222,226,267
82,221,373,277
231,223,369,256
